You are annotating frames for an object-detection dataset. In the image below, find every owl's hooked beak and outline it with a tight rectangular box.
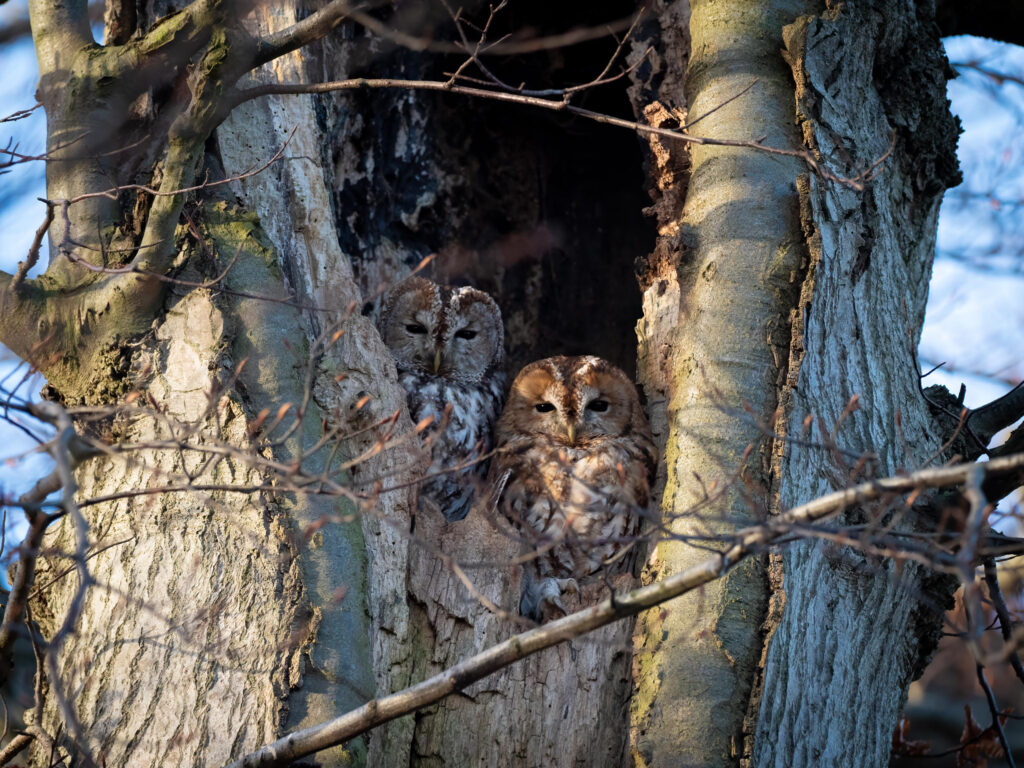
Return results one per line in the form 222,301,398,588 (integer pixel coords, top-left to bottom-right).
566,423,576,446
433,347,443,373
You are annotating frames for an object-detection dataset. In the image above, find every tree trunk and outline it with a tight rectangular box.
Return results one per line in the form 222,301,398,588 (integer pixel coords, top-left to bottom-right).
751,2,960,765
25,3,418,765
32,103,416,767
629,0,809,763
629,0,960,766
22,1,656,765
291,5,656,765
9,0,964,766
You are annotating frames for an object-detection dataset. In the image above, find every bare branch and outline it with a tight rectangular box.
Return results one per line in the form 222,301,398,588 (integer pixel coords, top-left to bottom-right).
36,402,96,766
232,78,878,190
0,464,66,679
348,9,635,55
969,382,1024,445
0,732,33,764
224,453,1024,768
982,556,1024,686
986,422,1024,502
443,11,651,99
976,665,1015,768
253,0,355,67
23,602,62,766
956,464,989,585
56,134,293,204
11,202,54,292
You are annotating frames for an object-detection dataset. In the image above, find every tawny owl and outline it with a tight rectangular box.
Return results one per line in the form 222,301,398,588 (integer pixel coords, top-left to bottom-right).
380,277,506,521
487,355,657,620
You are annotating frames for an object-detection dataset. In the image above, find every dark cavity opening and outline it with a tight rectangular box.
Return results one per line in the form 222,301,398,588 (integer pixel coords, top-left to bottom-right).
332,0,655,376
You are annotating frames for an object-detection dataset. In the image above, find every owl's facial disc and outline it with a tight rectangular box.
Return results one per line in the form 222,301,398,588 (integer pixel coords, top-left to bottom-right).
381,278,504,385
383,302,438,373
575,370,631,440
440,298,503,382
499,356,646,451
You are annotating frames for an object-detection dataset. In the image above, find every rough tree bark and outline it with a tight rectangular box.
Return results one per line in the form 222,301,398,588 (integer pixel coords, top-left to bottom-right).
0,0,978,766
13,2,418,765
629,0,960,766
9,0,656,765
751,3,960,765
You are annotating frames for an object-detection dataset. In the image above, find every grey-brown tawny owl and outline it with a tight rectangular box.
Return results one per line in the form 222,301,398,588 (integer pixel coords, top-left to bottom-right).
487,355,657,620
380,277,506,521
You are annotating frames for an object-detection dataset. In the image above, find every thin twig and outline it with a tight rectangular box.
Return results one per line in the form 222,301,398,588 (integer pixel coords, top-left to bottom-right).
976,664,1016,768
11,202,54,292
952,61,1024,89
0,465,67,677
232,78,877,190
348,9,635,55
982,556,1024,685
49,128,296,208
31,403,96,767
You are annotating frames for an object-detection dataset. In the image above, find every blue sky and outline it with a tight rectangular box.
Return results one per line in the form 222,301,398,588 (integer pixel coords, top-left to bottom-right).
922,36,1024,389
0,10,1021,561
0,3,53,532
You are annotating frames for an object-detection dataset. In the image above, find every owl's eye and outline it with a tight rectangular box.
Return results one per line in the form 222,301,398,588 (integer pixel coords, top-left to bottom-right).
534,402,556,413
586,399,609,413
405,323,428,334
454,328,477,340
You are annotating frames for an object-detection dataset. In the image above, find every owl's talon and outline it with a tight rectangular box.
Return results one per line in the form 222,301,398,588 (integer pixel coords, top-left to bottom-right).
529,576,581,622
539,594,567,620
559,577,580,596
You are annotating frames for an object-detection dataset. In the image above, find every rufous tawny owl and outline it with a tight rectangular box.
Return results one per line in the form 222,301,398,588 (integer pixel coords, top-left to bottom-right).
487,355,657,620
380,277,506,522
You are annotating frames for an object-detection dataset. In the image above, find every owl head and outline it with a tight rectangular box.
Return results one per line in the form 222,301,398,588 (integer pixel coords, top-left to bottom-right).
380,277,504,384
497,355,649,446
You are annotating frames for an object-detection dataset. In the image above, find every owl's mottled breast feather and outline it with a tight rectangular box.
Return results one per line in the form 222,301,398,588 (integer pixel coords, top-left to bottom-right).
399,366,506,521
